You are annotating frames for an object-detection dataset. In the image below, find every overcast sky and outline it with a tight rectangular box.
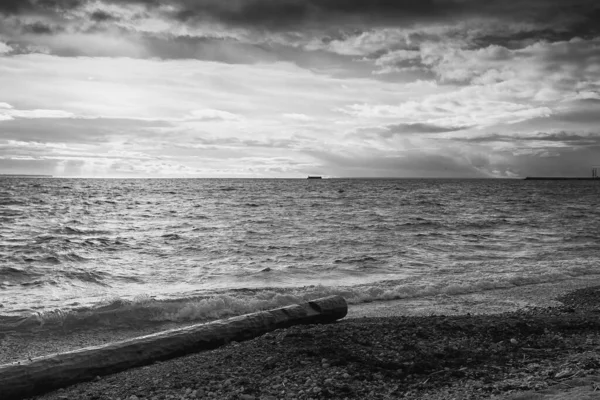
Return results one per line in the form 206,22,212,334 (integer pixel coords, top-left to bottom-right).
1,0,599,178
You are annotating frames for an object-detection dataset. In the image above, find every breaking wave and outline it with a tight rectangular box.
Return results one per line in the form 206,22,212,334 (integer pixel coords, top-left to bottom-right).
2,263,599,334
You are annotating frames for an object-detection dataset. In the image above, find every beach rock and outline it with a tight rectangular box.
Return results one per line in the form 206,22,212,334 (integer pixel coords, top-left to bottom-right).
0,295,347,400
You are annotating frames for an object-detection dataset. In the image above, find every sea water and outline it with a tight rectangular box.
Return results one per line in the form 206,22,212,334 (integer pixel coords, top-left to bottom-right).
1,178,599,328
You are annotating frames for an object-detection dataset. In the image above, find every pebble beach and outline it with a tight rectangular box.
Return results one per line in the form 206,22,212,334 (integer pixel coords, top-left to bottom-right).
4,277,600,400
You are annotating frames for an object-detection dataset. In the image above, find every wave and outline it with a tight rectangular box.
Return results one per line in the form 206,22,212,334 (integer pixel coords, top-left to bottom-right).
400,220,444,228
8,251,90,265
4,263,599,334
20,278,59,287
62,269,110,285
333,255,378,264
0,266,43,284
161,233,182,240
1,263,108,288
53,226,113,236
0,198,27,206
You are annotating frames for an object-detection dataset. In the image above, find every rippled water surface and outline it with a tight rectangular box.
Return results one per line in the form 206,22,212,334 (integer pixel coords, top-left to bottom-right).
1,178,600,324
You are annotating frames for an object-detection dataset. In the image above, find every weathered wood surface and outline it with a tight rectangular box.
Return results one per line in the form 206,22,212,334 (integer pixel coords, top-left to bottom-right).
0,295,347,400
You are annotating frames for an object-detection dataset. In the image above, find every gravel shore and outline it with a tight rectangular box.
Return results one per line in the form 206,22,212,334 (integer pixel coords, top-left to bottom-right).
4,279,600,399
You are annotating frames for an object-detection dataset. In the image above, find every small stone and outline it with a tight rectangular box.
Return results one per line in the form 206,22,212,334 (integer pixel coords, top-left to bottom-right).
129,396,139,400
342,373,350,379
312,386,322,394
510,338,518,345
555,369,574,379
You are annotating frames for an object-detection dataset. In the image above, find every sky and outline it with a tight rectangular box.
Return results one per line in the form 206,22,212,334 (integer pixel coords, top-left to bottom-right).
1,0,599,178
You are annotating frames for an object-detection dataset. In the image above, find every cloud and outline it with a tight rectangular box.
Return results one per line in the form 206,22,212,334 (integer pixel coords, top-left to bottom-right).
283,113,313,121
461,131,600,147
304,147,496,178
20,21,63,35
1,1,599,178
187,109,242,121
101,0,599,34
90,10,119,22
384,122,471,136
306,129,600,178
338,90,553,128
1,1,597,61
0,42,12,54
0,104,76,120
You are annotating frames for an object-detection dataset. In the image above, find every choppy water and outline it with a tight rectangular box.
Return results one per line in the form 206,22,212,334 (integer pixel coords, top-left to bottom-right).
1,178,600,329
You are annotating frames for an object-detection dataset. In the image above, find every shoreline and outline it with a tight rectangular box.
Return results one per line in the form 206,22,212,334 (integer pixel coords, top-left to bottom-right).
3,278,600,399
349,276,600,319
3,276,600,366
17,284,600,400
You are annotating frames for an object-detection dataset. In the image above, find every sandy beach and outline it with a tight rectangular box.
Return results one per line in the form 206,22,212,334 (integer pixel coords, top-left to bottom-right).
4,277,600,399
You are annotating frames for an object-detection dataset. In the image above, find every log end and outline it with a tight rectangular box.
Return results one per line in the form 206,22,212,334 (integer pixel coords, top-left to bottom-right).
308,295,348,321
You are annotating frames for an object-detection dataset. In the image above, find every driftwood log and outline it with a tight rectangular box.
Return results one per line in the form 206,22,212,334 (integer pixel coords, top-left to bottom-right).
0,295,347,400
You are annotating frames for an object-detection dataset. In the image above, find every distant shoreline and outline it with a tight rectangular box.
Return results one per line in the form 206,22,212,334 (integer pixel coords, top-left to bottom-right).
524,177,600,181
1,175,598,180
0,174,53,178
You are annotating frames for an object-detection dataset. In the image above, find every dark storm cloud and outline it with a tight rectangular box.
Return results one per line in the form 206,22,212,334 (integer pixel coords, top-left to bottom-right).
474,20,600,50
21,21,63,35
3,0,598,31
1,0,597,67
0,0,82,14
149,0,598,32
90,10,119,22
176,0,455,28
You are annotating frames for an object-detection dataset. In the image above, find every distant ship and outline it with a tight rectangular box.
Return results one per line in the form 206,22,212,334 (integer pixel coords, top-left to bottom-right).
307,176,322,180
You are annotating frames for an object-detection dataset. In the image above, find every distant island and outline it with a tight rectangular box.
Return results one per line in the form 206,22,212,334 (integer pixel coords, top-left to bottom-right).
0,174,53,178
307,176,322,179
524,177,599,181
